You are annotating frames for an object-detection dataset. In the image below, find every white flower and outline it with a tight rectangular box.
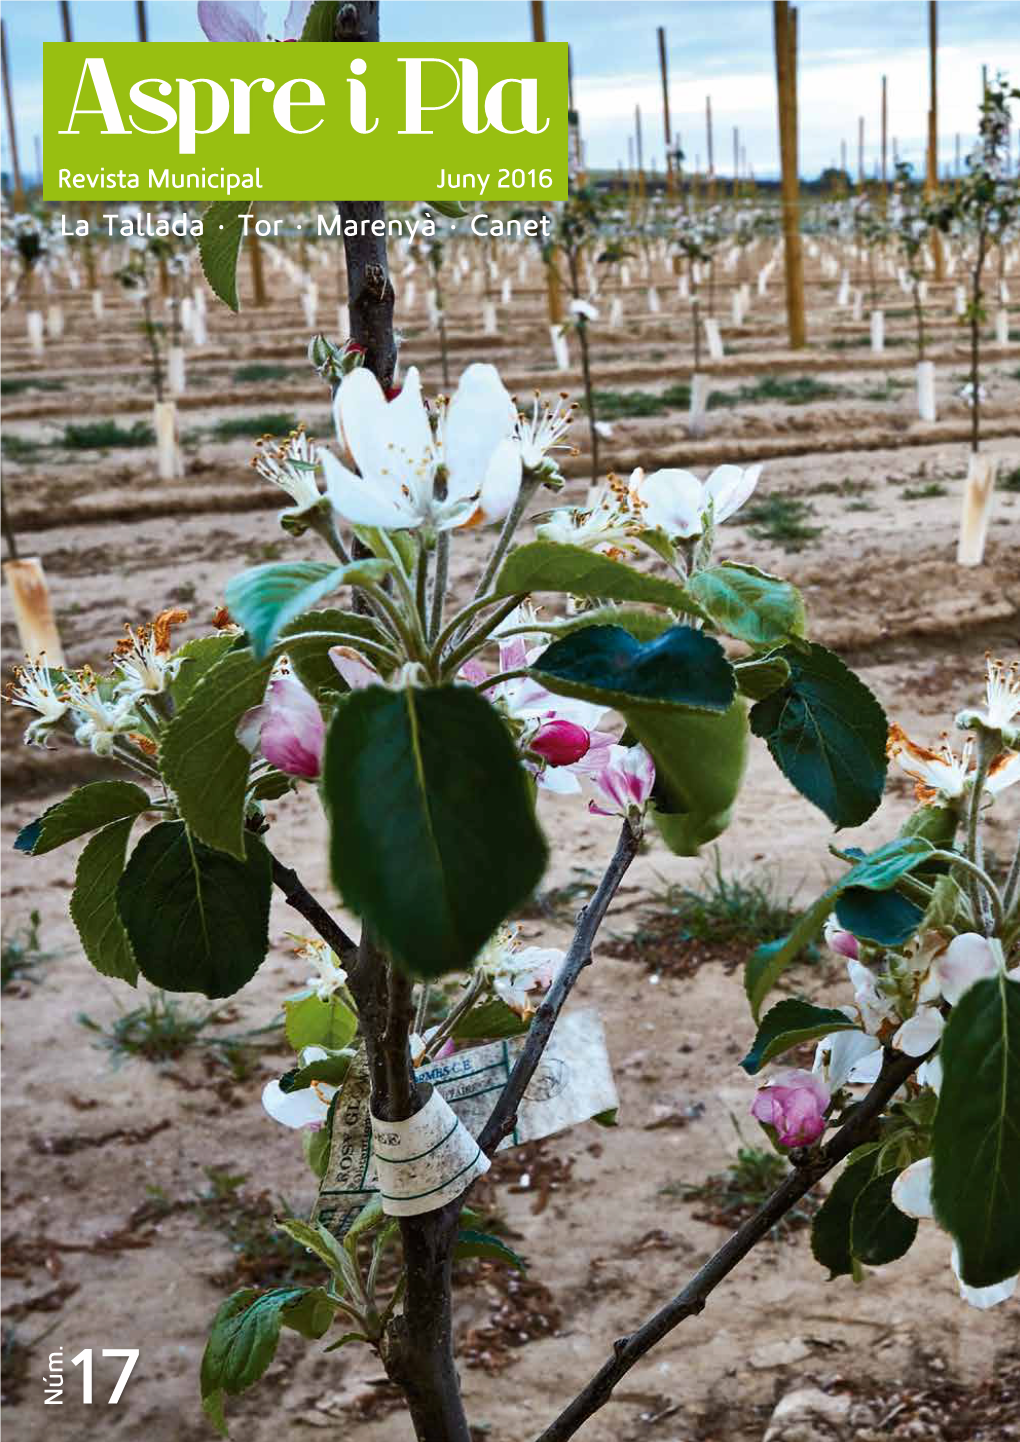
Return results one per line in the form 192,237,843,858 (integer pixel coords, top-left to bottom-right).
513,391,577,472
892,1004,944,1056
812,1026,882,1089
987,749,1020,794
293,935,348,1002
477,927,564,1017
957,381,988,406
536,478,638,554
886,724,973,803
262,1047,337,1130
627,463,762,539
569,299,599,322
198,1,311,42
892,1158,1019,1309
848,958,897,1034
251,424,324,515
933,932,1000,1006
112,608,187,700
61,667,139,755
983,656,1020,729
323,364,520,532
5,655,69,746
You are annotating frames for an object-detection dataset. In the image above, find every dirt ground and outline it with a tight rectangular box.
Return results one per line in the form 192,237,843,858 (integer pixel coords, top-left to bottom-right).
2,234,1019,1441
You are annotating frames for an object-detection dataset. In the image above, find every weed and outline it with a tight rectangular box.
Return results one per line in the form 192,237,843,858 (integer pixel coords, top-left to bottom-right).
1,911,49,991
999,466,1020,493
0,377,66,396
1,433,39,461
2,1320,59,1405
79,992,220,1063
233,363,295,383
664,1124,817,1237
660,382,739,410
742,491,822,549
213,412,299,441
589,389,664,419
198,1169,327,1288
169,581,198,604
251,538,285,562
902,482,948,499
812,477,872,497
845,499,877,511
605,850,810,975
735,375,839,405
61,420,154,450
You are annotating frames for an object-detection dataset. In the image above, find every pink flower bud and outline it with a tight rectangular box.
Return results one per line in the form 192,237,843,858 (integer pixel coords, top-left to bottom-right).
531,718,592,767
824,916,859,960
750,1069,831,1148
237,676,324,780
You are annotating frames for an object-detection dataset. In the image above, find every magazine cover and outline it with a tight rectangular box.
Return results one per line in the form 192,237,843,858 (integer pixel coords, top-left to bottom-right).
1,2,1018,1439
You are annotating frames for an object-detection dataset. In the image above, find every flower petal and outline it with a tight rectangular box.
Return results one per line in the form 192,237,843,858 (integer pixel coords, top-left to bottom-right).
444,364,517,503
197,1,266,41
704,463,762,523
320,448,415,529
262,1078,329,1129
330,646,382,690
336,366,433,509
631,468,704,537
891,1157,934,1219
282,0,312,38
473,437,523,523
892,1005,945,1056
950,1244,1019,1309
935,933,999,1006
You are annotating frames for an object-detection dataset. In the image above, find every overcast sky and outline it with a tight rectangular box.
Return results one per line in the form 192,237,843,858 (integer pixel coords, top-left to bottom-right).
3,0,1019,181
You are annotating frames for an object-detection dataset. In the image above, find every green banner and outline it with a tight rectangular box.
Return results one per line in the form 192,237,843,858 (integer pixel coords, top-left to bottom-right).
43,41,567,202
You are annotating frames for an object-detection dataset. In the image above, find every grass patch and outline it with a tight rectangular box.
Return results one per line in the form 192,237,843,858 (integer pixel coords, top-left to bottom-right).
734,375,839,405
0,433,38,461
902,481,948,500
742,491,822,550
999,466,1020,493
811,477,872,498
861,376,909,402
1,911,49,992
663,1126,817,1238
0,377,66,396
61,420,154,449
590,388,664,419
604,849,809,976
232,363,296,383
212,411,299,441
78,991,279,1079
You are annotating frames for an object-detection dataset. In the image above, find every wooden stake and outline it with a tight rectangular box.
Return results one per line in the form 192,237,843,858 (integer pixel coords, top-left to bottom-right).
881,74,888,207
733,126,739,198
927,0,944,278
60,1,73,40
530,0,546,43
530,0,560,324
135,0,148,41
858,116,864,188
1,19,25,210
635,103,645,203
706,95,715,201
3,557,66,666
773,2,806,348
657,26,674,198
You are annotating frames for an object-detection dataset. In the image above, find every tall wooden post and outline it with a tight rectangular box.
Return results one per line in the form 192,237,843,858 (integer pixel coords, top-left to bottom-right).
881,74,888,208
135,0,148,41
927,0,944,278
773,2,806,348
1,20,25,210
529,0,545,43
635,103,645,203
733,126,740,198
657,26,674,198
706,96,716,201
530,0,561,325
858,116,864,188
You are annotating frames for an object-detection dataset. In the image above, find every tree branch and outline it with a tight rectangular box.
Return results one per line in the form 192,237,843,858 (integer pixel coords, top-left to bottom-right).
533,1046,924,1442
478,820,641,1158
267,849,358,962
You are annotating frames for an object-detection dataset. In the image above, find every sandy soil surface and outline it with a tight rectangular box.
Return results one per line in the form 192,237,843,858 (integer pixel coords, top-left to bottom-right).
2,237,1019,1441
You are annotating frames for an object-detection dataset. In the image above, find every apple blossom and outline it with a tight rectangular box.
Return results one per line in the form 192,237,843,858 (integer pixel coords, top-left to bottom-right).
986,748,1020,795
323,365,519,532
823,915,859,960
294,936,349,1002
198,0,310,41
112,607,188,700
750,1068,831,1147
251,425,325,519
477,926,565,1017
512,391,578,473
237,674,325,779
263,1047,337,1130
536,479,638,554
981,655,1020,730
932,932,1000,1005
886,723,974,803
530,718,594,767
812,1027,882,1090
61,667,140,756
5,656,69,746
588,743,656,820
627,462,763,539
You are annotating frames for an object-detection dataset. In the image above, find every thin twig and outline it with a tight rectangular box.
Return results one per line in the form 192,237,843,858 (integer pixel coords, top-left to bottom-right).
478,820,641,1157
267,849,358,962
532,1047,924,1442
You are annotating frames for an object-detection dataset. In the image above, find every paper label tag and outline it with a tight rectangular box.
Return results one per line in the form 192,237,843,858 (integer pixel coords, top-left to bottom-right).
313,1007,617,1234
370,1088,491,1217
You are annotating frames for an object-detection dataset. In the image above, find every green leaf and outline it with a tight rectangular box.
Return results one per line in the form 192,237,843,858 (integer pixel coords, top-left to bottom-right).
170,634,236,709
15,780,150,856
495,541,706,616
199,201,245,312
741,999,860,1075
810,1155,876,1278
429,199,470,218
284,993,358,1052
852,1168,918,1266
161,648,274,859
744,836,934,1018
300,0,340,39
277,607,393,696
280,1053,352,1093
690,562,806,647
454,1229,526,1270
116,822,272,999
324,685,547,979
734,654,792,701
750,642,888,828
69,818,138,984
451,996,531,1041
200,1286,332,1433
530,625,735,713
627,698,748,856
275,1216,349,1281
537,606,674,644
226,560,391,659
932,974,1020,1289
834,888,923,945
